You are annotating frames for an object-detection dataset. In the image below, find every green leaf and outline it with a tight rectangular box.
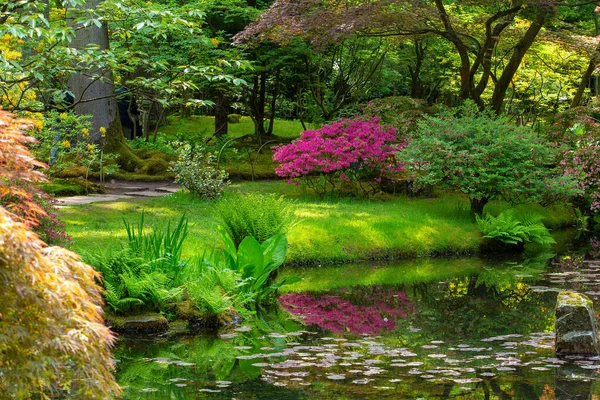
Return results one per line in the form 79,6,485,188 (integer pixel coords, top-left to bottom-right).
237,236,264,278
261,234,287,270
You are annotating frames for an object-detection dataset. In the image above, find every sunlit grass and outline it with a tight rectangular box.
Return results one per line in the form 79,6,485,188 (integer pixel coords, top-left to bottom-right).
158,115,304,140
59,181,575,265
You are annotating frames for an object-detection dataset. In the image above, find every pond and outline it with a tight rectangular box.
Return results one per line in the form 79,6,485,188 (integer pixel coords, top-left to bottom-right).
114,243,600,399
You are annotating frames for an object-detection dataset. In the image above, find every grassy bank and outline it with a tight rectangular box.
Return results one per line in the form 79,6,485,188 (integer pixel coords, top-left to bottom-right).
59,181,575,266
158,115,304,140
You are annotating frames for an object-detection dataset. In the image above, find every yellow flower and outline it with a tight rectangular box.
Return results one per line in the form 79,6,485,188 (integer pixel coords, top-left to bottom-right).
62,140,70,149
82,128,89,136
87,143,95,151
59,112,67,120
211,37,219,48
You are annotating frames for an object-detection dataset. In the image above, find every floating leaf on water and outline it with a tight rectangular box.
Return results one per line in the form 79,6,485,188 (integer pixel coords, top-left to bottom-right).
216,381,231,385
174,361,195,367
453,378,483,384
428,354,447,359
421,375,435,379
326,374,346,380
422,345,438,349
352,378,373,384
219,333,237,340
531,367,550,371
389,379,402,383
199,389,221,393
496,367,516,371
479,372,496,377
234,346,253,351
140,388,159,393
252,363,269,367
234,326,252,332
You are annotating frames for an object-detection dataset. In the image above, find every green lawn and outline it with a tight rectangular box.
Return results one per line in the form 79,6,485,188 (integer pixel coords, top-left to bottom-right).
59,181,575,266
153,115,304,179
158,115,304,141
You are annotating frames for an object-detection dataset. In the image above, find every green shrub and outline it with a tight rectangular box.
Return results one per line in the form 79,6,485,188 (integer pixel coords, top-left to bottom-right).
215,192,297,247
169,141,229,199
399,101,580,215
476,209,556,248
228,113,242,123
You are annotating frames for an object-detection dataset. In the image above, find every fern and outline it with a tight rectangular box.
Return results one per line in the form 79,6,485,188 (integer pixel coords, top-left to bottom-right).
214,193,297,247
476,209,555,247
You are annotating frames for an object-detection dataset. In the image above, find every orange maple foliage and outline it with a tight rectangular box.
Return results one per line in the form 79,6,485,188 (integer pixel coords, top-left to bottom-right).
0,109,121,398
0,108,48,227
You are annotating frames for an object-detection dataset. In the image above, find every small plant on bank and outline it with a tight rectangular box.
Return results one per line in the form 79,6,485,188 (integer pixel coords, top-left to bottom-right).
30,111,118,180
169,141,229,199
399,101,580,215
215,192,297,247
476,209,555,248
273,117,404,197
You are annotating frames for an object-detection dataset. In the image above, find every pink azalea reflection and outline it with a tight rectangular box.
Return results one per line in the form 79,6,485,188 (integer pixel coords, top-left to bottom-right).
280,288,413,335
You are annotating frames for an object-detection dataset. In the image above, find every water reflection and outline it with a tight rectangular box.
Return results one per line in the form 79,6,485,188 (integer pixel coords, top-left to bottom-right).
114,250,600,399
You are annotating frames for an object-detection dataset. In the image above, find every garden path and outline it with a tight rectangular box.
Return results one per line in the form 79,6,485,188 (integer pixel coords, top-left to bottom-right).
57,180,179,207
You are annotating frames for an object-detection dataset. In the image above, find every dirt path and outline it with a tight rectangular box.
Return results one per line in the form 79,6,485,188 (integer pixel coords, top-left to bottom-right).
57,180,180,206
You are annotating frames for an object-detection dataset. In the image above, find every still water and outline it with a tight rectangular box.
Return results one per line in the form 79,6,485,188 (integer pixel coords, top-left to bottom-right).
114,245,600,399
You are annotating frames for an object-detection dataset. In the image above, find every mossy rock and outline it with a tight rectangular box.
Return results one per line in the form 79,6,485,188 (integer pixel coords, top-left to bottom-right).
555,291,599,357
105,313,169,333
228,114,242,123
41,178,104,197
54,165,87,178
176,301,242,331
138,157,170,175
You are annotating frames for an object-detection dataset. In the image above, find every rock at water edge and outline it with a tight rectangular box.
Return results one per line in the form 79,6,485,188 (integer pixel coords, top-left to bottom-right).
555,291,599,357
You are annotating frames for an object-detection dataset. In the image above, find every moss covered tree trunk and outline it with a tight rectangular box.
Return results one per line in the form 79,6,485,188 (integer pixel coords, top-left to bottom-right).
68,0,141,171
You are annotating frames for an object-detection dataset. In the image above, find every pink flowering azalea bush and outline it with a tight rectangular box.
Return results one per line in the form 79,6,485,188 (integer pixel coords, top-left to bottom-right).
547,107,600,214
273,117,405,196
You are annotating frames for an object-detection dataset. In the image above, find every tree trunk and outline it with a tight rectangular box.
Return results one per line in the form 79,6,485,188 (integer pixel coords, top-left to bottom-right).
470,197,489,216
215,89,229,137
491,8,548,114
68,0,140,171
571,58,597,108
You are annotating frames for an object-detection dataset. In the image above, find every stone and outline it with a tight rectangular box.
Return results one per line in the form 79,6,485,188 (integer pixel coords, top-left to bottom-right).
124,190,167,197
555,291,599,357
154,186,179,194
106,313,169,333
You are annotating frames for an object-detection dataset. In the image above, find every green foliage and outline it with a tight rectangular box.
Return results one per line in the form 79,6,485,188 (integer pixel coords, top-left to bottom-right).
476,209,556,247
216,229,300,307
31,111,119,179
170,141,230,199
228,113,242,123
89,214,189,314
215,192,297,247
399,101,580,214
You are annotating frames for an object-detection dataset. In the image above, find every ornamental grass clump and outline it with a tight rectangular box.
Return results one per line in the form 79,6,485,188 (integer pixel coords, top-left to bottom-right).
273,117,404,196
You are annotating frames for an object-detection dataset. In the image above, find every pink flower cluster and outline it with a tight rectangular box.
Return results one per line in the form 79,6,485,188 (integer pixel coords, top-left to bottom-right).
273,117,404,182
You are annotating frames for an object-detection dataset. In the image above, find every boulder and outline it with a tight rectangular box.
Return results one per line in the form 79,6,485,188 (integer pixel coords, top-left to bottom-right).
106,313,169,333
555,291,599,357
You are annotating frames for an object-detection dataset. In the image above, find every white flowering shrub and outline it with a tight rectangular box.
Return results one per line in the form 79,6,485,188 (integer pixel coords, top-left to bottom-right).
169,142,229,199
